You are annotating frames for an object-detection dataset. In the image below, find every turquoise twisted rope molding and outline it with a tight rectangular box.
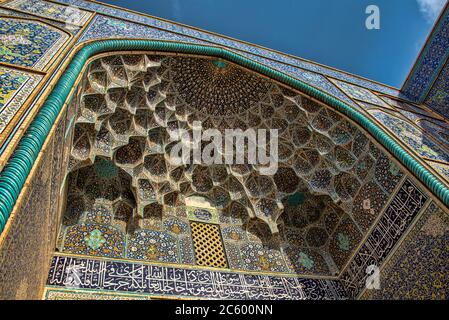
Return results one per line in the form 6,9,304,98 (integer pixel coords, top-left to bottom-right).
0,39,448,233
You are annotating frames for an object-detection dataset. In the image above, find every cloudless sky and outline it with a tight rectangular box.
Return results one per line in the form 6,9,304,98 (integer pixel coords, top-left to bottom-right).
101,0,445,88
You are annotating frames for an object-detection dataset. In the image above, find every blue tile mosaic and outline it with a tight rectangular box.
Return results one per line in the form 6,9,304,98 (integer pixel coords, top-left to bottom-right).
362,201,448,300
425,57,449,119
4,0,92,27
402,3,449,102
426,160,449,182
0,17,69,70
0,66,42,134
77,14,206,44
370,110,449,163
0,7,81,35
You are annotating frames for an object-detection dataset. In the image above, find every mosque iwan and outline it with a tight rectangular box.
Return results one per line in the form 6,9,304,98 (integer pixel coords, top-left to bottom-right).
0,0,447,301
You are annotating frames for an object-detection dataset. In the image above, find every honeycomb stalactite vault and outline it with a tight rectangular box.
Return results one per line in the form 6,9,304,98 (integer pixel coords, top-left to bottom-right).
56,52,408,280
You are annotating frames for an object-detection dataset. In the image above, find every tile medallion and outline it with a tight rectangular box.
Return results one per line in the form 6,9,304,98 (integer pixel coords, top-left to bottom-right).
0,17,70,70
379,95,442,120
187,206,219,224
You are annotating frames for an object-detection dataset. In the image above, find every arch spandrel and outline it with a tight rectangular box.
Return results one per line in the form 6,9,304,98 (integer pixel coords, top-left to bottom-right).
0,17,70,71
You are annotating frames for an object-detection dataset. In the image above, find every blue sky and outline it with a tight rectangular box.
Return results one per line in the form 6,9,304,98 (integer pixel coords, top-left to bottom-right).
102,0,446,88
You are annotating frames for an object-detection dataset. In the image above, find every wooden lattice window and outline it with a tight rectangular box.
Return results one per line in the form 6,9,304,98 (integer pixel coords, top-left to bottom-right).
190,221,228,268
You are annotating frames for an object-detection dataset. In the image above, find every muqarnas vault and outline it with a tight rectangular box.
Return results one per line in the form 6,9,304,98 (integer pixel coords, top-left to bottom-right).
0,0,448,300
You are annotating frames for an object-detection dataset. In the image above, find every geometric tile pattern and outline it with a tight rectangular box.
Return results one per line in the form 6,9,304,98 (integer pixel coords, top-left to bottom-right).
330,79,386,107
46,255,348,300
65,15,448,183
0,17,69,70
340,178,428,298
59,153,403,278
0,66,42,135
190,222,228,268
348,95,449,170
416,119,449,148
379,95,444,121
361,201,448,300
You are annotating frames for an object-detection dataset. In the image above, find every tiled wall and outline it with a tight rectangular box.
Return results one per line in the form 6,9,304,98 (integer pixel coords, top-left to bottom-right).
0,107,69,299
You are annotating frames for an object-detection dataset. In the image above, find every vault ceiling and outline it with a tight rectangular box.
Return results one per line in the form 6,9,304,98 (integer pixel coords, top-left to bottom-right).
60,53,405,275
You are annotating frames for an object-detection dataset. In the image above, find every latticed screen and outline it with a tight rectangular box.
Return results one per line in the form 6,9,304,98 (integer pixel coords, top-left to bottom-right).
190,222,228,268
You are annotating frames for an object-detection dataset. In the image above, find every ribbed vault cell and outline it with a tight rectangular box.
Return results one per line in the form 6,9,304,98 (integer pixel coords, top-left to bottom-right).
60,53,404,274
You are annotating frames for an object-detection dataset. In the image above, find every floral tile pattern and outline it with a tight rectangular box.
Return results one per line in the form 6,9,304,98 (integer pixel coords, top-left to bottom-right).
77,14,209,44
0,17,69,70
0,66,42,134
330,79,387,106
4,0,92,26
370,110,449,164
416,119,449,147
0,7,81,34
426,160,449,183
